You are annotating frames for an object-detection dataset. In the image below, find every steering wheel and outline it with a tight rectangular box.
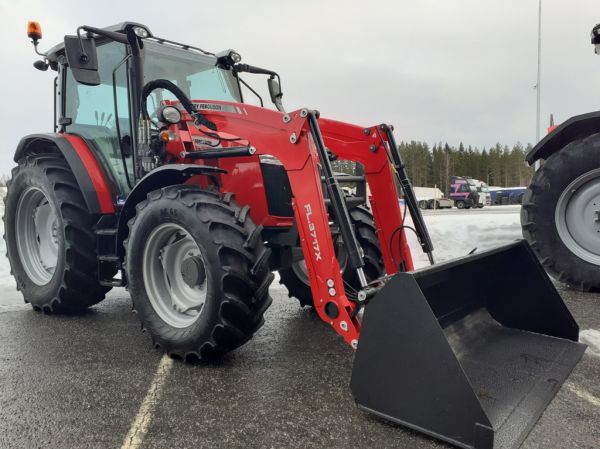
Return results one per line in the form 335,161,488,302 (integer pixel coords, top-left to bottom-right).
141,79,217,131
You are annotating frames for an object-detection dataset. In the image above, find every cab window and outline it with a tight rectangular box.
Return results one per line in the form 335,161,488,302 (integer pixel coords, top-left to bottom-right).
64,41,133,194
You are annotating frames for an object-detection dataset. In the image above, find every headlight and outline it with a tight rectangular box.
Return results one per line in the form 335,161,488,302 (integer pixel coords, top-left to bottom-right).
133,26,150,38
216,49,242,67
159,106,182,124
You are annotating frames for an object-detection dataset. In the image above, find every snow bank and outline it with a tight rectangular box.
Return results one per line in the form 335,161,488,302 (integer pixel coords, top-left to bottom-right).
404,207,522,269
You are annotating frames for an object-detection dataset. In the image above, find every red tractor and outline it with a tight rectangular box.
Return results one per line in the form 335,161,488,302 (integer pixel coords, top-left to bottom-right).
6,21,586,449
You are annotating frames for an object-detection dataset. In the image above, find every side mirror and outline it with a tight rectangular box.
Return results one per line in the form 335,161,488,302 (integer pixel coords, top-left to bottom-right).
64,35,100,85
267,76,284,112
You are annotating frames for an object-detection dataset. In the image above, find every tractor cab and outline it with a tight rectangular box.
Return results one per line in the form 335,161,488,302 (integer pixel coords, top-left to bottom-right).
33,22,279,198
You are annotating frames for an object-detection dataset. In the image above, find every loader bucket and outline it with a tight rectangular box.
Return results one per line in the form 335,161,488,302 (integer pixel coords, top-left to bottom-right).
351,240,586,449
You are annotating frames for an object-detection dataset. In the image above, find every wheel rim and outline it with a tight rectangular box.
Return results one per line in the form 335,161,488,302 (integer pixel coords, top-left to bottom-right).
291,260,310,284
142,223,208,328
555,168,600,265
15,187,59,286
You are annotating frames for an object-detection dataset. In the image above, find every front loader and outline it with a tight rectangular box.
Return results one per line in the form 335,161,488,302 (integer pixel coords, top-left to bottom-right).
5,21,586,449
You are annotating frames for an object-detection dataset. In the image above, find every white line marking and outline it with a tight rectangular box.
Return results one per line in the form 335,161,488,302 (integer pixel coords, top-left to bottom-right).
121,354,174,449
580,329,600,357
566,383,600,408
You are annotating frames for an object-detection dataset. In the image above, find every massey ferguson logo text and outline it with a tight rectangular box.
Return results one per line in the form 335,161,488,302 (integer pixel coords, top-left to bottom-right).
304,204,322,261
195,103,222,111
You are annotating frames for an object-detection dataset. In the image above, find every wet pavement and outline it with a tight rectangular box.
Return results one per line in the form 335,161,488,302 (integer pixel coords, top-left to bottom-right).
0,283,598,449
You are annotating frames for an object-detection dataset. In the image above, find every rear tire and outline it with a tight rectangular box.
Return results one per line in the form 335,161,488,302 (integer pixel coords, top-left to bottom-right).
456,200,465,209
522,134,600,291
3,154,110,312
125,186,273,361
279,205,385,307
418,200,429,210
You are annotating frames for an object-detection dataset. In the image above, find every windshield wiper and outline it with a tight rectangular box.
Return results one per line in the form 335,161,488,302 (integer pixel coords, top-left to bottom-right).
237,76,264,107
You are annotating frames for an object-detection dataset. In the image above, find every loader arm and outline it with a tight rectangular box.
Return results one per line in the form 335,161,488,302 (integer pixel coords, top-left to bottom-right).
318,118,427,273
183,102,416,346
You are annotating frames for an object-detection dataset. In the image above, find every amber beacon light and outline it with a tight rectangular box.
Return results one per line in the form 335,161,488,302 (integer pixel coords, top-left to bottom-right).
27,21,42,42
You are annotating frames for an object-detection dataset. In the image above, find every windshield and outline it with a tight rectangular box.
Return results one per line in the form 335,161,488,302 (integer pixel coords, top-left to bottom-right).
142,40,242,109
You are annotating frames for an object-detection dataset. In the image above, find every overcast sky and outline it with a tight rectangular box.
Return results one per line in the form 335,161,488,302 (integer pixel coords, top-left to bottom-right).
1,0,599,175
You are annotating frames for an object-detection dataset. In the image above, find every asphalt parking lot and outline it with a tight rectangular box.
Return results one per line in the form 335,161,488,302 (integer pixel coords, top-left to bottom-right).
0,281,598,449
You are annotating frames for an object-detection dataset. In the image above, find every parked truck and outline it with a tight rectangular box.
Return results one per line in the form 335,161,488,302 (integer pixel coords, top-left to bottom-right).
449,176,490,209
469,178,491,206
414,186,453,209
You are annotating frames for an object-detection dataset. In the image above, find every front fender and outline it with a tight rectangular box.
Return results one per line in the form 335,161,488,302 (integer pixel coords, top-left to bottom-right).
115,164,226,257
526,111,600,165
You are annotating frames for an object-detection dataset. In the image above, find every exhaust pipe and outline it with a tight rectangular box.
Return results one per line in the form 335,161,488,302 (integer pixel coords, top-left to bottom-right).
351,240,586,449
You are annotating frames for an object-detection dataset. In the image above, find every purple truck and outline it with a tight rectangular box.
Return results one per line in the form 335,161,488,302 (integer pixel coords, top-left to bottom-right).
449,176,481,209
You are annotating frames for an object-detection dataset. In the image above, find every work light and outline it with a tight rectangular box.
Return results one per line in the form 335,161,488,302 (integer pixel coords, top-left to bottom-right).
158,105,182,124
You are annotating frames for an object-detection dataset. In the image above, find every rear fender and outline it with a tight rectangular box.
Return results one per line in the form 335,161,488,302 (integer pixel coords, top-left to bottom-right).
526,111,600,164
115,164,226,257
14,133,114,215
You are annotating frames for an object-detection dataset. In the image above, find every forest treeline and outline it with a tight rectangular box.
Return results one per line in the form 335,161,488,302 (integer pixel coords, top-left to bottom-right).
1,143,534,192
397,141,534,192
332,141,534,194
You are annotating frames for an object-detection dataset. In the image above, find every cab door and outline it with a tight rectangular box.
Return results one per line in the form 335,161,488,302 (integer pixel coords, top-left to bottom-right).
61,40,134,197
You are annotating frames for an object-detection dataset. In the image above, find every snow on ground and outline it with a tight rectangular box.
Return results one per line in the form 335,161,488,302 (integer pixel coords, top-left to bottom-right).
404,205,522,269
580,329,600,357
0,190,17,294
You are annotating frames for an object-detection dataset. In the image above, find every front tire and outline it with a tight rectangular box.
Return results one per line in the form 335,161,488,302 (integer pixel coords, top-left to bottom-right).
4,154,110,312
522,134,600,291
125,186,273,361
